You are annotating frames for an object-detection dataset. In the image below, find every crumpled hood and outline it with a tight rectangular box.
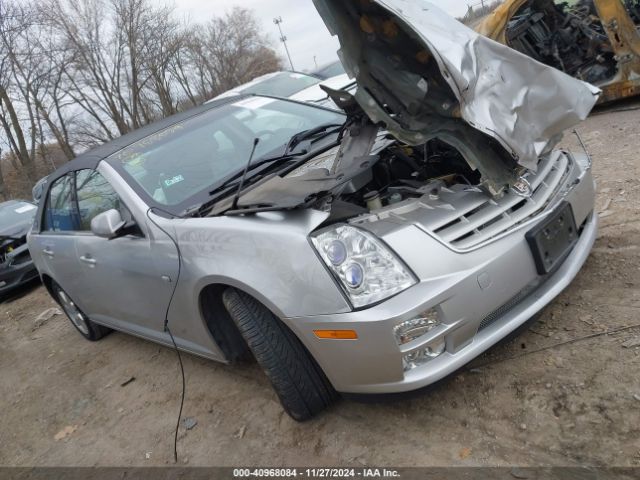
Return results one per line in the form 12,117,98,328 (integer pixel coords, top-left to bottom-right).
312,0,600,173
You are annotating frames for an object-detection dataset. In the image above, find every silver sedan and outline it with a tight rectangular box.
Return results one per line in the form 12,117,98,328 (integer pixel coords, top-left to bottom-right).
28,0,599,420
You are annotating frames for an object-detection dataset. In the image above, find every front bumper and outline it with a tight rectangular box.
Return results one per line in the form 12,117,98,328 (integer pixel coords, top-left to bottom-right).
0,245,38,295
286,152,597,394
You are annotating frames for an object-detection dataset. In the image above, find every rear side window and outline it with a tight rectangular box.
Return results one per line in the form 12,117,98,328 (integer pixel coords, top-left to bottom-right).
75,170,123,231
43,174,79,232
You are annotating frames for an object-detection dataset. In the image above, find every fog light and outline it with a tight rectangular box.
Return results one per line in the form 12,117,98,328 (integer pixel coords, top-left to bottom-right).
402,339,446,371
394,309,440,345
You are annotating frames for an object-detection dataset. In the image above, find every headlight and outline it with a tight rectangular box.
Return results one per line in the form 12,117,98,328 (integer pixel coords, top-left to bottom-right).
311,225,417,308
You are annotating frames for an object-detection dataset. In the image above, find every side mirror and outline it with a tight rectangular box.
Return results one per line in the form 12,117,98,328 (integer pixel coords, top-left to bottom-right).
91,209,126,239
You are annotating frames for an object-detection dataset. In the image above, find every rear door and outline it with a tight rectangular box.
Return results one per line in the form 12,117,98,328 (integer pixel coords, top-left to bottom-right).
71,168,179,341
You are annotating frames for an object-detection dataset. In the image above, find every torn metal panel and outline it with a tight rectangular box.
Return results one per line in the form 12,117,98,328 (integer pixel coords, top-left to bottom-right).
312,0,600,180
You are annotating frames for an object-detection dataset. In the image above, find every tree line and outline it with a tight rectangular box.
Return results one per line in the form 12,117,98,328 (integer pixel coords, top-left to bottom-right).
0,0,282,199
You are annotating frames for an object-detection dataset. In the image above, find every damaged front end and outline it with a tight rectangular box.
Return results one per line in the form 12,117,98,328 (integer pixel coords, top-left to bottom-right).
312,0,599,196
0,201,39,294
0,235,36,293
221,0,600,224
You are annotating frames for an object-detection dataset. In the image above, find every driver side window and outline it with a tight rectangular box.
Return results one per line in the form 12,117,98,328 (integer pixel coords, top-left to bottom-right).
75,170,128,231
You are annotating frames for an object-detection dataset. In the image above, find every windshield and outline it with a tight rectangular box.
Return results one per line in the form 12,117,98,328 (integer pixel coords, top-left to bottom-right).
239,72,320,97
109,97,345,208
0,201,37,231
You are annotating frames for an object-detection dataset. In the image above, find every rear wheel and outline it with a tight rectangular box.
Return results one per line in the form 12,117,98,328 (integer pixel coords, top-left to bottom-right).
222,288,338,421
52,281,110,341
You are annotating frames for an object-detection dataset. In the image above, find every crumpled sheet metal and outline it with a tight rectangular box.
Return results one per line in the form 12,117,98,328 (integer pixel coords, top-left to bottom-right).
313,0,601,171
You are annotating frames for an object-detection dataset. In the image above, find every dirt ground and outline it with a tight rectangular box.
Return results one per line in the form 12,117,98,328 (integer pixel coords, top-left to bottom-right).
1,105,639,467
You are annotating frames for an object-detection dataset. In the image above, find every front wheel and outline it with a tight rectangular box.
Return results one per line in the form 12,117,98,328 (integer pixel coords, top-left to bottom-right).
52,281,111,341
222,288,338,421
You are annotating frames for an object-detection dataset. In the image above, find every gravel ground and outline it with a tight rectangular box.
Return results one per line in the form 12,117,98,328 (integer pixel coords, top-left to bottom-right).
1,106,639,467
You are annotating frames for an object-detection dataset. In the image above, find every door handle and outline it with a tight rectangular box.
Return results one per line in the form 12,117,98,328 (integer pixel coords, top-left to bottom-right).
43,248,54,258
80,255,97,266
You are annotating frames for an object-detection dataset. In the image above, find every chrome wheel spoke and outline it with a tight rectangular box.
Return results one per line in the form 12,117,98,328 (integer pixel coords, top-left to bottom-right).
57,288,89,335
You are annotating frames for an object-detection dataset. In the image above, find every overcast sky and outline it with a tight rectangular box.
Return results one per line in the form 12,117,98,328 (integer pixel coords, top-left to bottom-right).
170,0,473,72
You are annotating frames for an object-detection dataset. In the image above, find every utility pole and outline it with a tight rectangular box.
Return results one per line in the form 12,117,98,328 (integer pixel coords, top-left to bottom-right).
273,17,295,71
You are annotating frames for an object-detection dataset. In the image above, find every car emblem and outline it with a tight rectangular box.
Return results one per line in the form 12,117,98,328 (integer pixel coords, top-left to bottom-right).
511,177,532,197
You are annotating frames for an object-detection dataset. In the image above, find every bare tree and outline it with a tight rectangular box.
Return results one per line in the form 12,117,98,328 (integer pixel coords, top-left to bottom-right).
175,8,283,102
202,8,283,95
0,0,282,196
0,147,8,200
0,1,39,184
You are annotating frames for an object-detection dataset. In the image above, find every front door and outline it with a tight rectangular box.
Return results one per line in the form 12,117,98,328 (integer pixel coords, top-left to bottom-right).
70,168,179,342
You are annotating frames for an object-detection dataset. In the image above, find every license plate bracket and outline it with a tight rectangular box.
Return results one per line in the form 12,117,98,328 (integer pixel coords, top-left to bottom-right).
526,202,578,275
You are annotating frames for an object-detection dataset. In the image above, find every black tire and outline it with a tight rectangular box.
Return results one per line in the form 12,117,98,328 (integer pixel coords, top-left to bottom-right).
222,288,338,421
51,281,111,342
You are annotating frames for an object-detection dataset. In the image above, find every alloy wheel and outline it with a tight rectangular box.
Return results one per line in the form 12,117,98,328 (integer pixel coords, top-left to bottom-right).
57,288,89,335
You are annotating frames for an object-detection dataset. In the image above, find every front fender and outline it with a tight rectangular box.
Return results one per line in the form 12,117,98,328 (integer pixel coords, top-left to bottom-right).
162,209,350,340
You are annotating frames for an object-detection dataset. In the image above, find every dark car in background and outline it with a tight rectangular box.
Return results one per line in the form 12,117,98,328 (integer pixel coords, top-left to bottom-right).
1,200,39,296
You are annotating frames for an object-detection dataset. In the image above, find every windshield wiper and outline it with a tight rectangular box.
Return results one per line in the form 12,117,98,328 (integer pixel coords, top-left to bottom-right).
205,124,343,201
182,125,344,217
283,123,344,156
207,152,305,197
182,151,306,217
232,138,261,210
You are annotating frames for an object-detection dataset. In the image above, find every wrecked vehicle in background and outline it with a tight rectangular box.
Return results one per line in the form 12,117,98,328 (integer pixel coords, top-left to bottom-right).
1,200,39,296
477,0,640,104
29,0,599,421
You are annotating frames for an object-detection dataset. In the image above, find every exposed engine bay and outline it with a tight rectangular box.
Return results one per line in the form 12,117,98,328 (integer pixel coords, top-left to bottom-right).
307,119,577,253
328,137,482,218
506,0,640,84
220,115,489,219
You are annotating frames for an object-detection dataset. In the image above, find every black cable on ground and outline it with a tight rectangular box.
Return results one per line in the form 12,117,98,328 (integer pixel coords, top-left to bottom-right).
166,325,185,464
146,207,185,464
468,322,640,370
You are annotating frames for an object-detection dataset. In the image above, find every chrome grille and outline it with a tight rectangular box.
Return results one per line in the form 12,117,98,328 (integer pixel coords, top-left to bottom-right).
428,151,570,250
351,151,572,251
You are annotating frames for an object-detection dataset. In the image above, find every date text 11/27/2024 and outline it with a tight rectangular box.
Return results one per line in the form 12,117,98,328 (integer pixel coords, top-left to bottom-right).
232,468,401,478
